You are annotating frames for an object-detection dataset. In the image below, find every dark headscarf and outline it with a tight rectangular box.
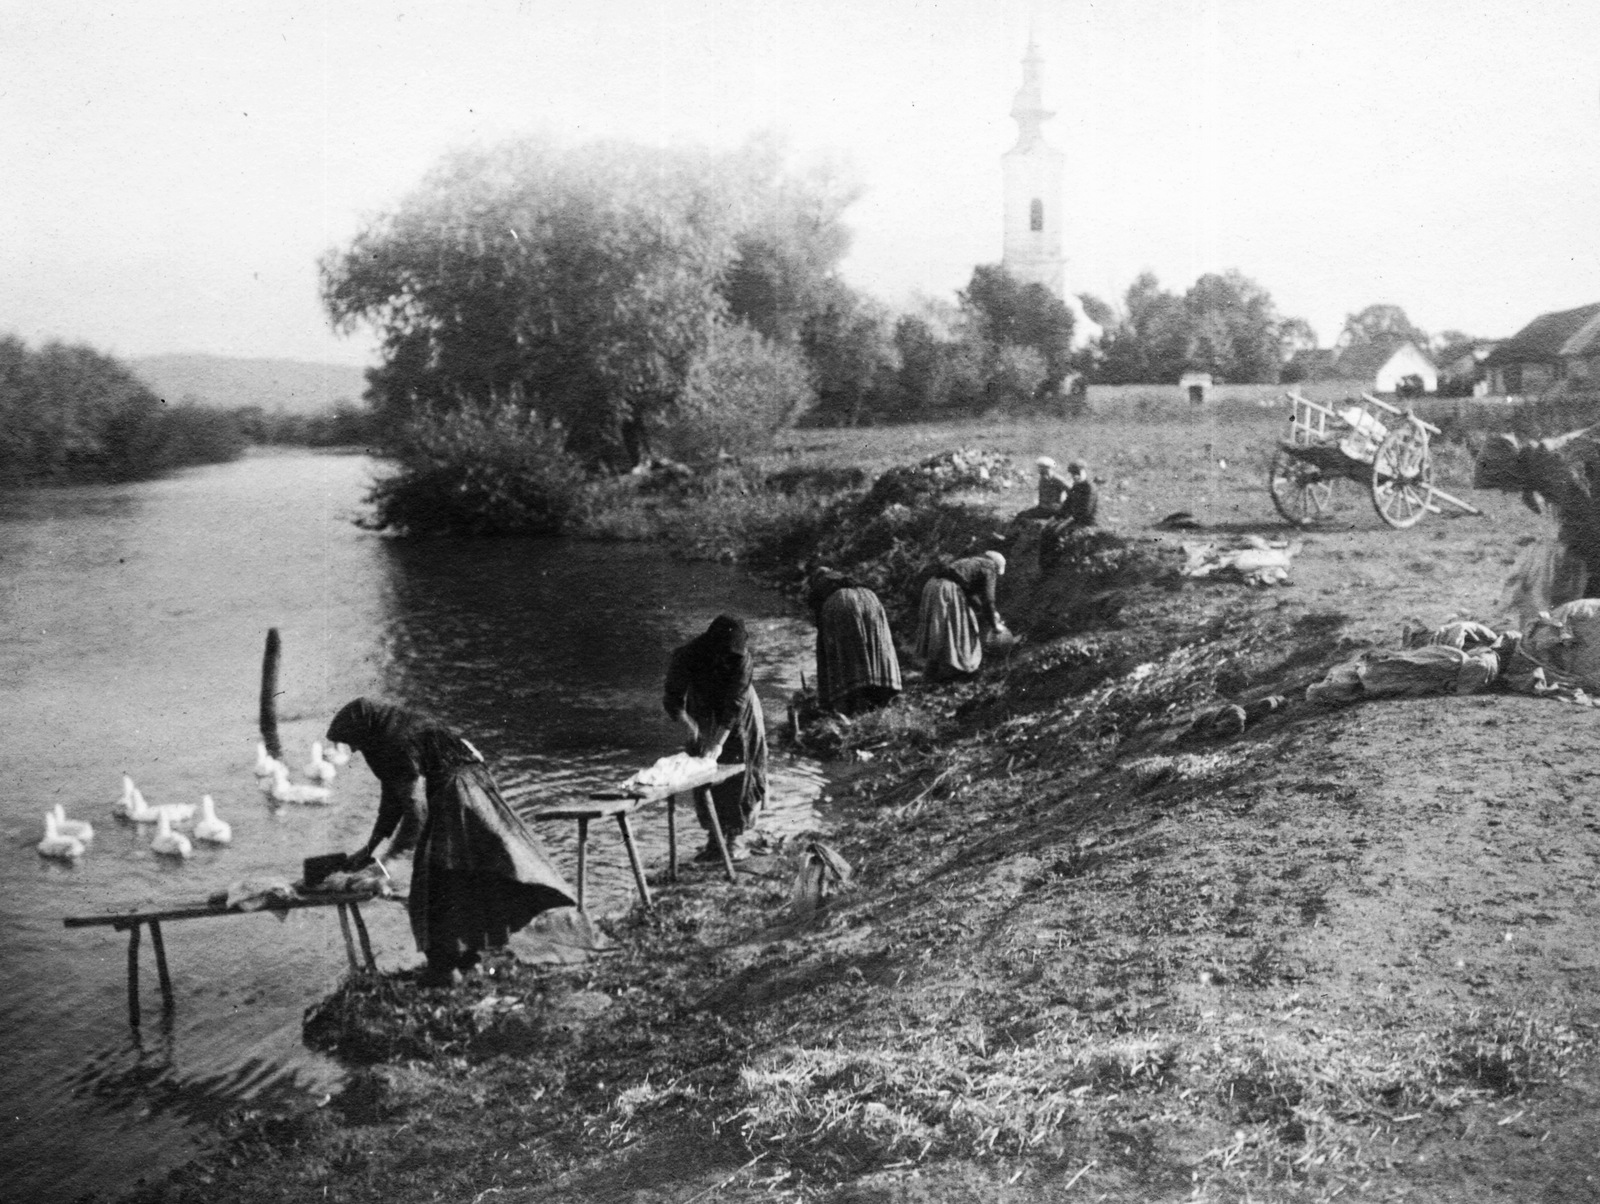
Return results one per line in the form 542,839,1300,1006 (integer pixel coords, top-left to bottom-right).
663,615,754,728
328,697,456,853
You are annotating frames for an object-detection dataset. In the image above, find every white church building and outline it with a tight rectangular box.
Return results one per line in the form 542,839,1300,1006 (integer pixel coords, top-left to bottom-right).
1000,39,1100,348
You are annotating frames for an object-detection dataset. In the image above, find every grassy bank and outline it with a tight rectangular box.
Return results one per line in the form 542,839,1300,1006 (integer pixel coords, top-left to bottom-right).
119,409,1600,1204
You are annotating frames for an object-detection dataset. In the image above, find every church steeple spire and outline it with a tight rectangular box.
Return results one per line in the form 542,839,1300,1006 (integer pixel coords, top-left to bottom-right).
1010,36,1055,151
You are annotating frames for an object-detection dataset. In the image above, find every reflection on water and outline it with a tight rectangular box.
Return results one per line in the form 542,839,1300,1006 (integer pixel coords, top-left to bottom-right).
0,451,822,1203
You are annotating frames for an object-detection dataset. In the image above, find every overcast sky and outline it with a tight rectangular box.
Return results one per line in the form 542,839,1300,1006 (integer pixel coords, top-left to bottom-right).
3,0,1597,367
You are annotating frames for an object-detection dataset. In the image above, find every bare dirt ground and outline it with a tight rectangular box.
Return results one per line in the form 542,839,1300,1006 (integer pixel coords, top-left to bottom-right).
120,411,1600,1204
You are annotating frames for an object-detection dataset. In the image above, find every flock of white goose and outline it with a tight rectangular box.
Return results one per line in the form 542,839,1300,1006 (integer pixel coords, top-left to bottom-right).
36,740,354,863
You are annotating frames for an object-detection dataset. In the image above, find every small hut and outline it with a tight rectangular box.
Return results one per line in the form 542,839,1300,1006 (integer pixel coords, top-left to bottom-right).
1179,372,1212,405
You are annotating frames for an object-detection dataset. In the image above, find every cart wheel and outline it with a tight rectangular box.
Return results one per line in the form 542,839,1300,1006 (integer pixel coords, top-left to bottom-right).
1371,425,1433,529
1268,447,1334,525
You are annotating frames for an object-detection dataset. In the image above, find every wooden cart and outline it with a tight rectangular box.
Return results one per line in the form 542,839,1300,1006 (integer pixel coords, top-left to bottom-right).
1267,390,1481,528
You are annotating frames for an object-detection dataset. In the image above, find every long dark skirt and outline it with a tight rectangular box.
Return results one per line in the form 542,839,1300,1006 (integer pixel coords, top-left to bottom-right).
410,763,576,967
694,683,768,840
817,586,902,713
913,576,982,680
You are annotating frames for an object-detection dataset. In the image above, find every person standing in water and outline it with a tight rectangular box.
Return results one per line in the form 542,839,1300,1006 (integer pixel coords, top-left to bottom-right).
328,698,577,987
662,615,769,861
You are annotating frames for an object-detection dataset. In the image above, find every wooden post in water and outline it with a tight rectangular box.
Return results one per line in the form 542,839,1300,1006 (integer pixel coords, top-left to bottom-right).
126,924,141,1028
259,627,284,764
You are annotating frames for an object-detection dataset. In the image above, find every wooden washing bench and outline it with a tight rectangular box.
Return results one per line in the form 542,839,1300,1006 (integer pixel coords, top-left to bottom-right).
531,761,747,911
65,890,394,1027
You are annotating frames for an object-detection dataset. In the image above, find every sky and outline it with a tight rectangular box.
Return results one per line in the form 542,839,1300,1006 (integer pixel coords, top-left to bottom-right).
3,0,1597,368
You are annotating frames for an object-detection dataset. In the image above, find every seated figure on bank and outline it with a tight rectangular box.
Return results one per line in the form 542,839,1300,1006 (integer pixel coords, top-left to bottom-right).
1016,456,1074,520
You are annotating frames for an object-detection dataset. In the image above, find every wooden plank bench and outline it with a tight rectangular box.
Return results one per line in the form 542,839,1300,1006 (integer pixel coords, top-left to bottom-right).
65,891,394,1028
531,761,747,911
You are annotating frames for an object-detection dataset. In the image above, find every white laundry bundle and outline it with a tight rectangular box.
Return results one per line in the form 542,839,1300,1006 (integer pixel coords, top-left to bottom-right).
623,751,720,794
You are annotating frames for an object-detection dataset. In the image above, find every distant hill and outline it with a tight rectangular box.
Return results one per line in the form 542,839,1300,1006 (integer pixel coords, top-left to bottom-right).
130,354,370,416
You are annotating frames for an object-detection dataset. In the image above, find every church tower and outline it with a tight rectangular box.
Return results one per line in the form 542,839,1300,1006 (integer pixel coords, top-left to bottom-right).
1001,37,1066,297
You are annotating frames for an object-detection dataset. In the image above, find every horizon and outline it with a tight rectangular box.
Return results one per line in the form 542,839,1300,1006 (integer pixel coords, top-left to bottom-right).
4,1,1597,369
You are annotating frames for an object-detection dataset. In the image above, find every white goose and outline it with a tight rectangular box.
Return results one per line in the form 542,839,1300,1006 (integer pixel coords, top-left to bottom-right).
51,804,94,844
150,809,192,859
193,795,232,844
39,812,86,861
303,741,337,784
113,774,139,819
326,741,352,768
270,763,331,805
127,787,194,826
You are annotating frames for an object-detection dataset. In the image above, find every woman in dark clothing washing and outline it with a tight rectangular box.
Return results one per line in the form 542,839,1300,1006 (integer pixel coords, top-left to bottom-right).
807,568,902,715
662,615,768,861
328,698,577,986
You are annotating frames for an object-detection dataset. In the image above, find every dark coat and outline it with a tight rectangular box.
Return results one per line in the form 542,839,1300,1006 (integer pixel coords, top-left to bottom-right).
327,698,575,964
661,616,768,836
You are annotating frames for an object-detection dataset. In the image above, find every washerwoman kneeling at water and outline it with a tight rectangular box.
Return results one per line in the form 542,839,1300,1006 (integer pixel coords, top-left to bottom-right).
328,698,577,987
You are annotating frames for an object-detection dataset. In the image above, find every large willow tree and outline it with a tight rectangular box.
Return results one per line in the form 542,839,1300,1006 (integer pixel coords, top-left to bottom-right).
321,136,856,468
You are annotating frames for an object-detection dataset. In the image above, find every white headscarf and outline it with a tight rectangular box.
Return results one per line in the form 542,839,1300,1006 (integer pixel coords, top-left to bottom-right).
1036,456,1057,470
983,549,1007,575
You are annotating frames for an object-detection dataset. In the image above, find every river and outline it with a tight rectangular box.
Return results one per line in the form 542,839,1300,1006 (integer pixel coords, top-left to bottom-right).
0,449,821,1202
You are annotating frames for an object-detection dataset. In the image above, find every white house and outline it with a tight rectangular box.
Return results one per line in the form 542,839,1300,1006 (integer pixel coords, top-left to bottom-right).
1331,337,1437,395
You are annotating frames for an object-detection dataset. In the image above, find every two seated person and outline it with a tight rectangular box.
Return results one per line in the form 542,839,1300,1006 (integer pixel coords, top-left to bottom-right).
1017,456,1098,527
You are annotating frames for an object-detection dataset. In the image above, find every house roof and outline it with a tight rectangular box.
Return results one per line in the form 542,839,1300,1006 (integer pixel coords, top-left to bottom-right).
1436,338,1499,368
1484,301,1600,366
1286,348,1336,378
1332,336,1432,380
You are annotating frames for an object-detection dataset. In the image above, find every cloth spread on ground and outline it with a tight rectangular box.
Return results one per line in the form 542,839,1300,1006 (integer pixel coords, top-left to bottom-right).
1303,606,1600,706
1181,536,1303,586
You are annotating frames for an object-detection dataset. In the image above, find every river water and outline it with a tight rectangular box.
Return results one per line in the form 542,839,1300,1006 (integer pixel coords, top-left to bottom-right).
0,450,821,1202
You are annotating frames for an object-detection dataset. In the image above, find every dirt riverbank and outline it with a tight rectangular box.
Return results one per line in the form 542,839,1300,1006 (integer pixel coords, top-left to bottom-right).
117,416,1600,1203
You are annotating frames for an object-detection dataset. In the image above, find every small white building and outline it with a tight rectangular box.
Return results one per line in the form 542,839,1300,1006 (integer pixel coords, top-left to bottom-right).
1331,338,1437,395
1178,371,1213,404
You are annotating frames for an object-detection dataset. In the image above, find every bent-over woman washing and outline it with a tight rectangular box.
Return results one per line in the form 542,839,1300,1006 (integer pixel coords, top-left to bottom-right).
913,550,1010,682
807,568,902,715
328,698,577,987
662,615,769,862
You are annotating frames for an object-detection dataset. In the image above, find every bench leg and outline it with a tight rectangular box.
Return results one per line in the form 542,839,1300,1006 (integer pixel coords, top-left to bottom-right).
335,904,360,973
667,793,678,882
575,816,590,912
701,794,737,883
349,902,377,971
149,920,174,1010
126,924,142,1028
615,813,653,911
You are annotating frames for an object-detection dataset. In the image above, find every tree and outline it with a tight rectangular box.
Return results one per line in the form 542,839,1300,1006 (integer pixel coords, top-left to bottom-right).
1097,272,1190,384
655,322,816,461
321,137,854,468
719,136,861,344
1182,270,1283,384
800,283,900,427
1277,316,1319,363
959,265,1075,396
1339,304,1429,352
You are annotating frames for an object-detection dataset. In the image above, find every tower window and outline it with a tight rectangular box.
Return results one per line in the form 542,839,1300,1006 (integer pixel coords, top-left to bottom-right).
1029,198,1044,231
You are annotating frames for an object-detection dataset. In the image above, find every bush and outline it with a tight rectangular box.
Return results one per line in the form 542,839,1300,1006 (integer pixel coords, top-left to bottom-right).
363,404,585,536
652,323,816,464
